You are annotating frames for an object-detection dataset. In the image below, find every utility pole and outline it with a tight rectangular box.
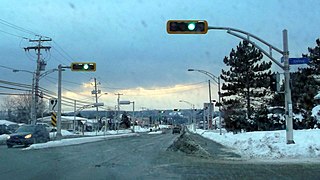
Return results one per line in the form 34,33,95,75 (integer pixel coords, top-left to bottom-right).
24,36,51,124
115,93,123,130
208,80,212,130
92,78,101,133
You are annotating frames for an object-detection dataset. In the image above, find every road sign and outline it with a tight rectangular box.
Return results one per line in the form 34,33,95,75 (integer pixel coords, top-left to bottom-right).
93,103,104,107
289,58,310,65
49,98,58,111
119,100,131,105
51,112,57,127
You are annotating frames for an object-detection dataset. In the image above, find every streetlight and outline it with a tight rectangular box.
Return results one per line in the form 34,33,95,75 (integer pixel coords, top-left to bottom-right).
188,69,222,135
13,69,35,124
13,68,58,124
179,100,195,131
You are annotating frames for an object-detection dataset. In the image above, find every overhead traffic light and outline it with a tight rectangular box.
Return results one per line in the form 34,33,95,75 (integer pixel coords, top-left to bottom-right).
167,20,208,34
270,73,280,92
71,62,96,72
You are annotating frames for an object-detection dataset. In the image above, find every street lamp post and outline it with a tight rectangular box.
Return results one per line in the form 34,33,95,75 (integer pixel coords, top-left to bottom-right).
179,100,195,127
188,69,222,135
13,68,58,124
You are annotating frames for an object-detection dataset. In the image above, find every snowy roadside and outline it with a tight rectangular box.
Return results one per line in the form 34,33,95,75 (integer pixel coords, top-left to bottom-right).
189,127,320,161
1,126,167,148
25,133,139,150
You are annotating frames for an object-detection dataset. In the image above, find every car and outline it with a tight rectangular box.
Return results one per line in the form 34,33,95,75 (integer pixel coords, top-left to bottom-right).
0,124,10,135
6,124,50,148
172,126,181,134
7,124,20,133
36,123,53,132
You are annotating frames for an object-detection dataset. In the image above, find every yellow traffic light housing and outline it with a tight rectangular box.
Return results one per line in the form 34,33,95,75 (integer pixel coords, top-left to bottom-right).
71,62,96,72
167,20,208,34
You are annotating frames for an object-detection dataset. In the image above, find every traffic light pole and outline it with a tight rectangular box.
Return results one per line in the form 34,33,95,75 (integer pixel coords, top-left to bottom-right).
57,64,70,139
208,27,294,144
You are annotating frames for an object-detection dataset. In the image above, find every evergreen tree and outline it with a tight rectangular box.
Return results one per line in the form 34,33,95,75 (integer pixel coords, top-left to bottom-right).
221,40,272,126
303,38,320,73
271,38,320,129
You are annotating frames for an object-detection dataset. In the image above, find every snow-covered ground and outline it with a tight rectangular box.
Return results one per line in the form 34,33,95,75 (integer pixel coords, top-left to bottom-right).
190,127,320,161
147,131,163,135
1,126,165,148
26,133,139,150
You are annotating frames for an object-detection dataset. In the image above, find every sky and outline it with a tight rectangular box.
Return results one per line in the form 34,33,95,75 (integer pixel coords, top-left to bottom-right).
0,0,320,111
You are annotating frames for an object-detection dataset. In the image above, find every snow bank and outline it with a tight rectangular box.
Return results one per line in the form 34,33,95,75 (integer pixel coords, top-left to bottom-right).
147,131,163,135
25,133,139,150
0,134,9,144
312,105,320,123
0,120,17,125
133,126,150,133
192,128,320,160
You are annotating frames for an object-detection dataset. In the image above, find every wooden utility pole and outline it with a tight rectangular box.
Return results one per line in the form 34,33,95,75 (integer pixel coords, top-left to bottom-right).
24,37,51,124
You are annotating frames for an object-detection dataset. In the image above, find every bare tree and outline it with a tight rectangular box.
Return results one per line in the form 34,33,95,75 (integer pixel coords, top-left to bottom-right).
1,93,47,123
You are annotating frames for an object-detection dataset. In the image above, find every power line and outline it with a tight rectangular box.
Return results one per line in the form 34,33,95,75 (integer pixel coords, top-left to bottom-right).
0,29,29,39
0,18,39,36
0,92,29,96
0,78,93,106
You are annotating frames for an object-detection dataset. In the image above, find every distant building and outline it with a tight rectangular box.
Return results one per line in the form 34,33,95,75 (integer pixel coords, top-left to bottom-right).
37,116,90,131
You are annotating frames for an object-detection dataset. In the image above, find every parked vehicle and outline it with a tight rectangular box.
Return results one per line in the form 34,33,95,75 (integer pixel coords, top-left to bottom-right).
7,124,20,133
6,124,50,148
36,123,53,132
0,124,10,135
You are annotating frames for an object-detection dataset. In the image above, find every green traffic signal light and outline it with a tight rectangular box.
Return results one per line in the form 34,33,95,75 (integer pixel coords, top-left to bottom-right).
167,20,208,34
71,62,96,72
188,23,196,31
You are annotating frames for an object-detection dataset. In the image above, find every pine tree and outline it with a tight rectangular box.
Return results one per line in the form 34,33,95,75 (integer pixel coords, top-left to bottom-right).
221,41,272,124
303,38,320,73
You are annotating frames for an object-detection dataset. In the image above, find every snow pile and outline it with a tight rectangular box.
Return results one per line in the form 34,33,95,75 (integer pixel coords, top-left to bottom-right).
0,134,9,143
25,133,139,150
159,125,170,129
312,105,320,123
133,126,150,133
83,129,132,136
192,129,320,160
147,131,163,135
0,120,17,125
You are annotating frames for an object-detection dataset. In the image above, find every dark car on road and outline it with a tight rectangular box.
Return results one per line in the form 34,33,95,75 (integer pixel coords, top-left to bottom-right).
6,124,50,148
0,124,10,135
172,125,181,134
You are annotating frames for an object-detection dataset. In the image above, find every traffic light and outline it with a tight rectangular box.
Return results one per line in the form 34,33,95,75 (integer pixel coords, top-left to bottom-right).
71,62,96,72
167,20,208,34
270,73,280,92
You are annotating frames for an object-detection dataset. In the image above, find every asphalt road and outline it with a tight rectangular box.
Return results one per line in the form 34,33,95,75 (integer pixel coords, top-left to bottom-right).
0,130,320,180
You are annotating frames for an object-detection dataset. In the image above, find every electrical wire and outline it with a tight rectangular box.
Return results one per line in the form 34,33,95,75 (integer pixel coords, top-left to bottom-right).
0,18,39,36
0,29,29,39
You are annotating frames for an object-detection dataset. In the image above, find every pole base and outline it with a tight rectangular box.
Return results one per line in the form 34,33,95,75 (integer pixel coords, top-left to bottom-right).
286,140,295,144
56,133,63,140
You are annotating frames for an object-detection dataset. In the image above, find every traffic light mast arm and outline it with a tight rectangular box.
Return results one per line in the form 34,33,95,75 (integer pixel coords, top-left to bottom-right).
208,26,285,69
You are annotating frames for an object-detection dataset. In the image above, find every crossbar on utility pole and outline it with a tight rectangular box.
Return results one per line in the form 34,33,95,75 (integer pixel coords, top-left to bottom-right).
24,37,51,125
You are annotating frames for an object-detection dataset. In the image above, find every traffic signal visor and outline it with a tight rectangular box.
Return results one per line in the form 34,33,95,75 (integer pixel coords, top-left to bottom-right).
167,20,208,34
71,62,96,72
